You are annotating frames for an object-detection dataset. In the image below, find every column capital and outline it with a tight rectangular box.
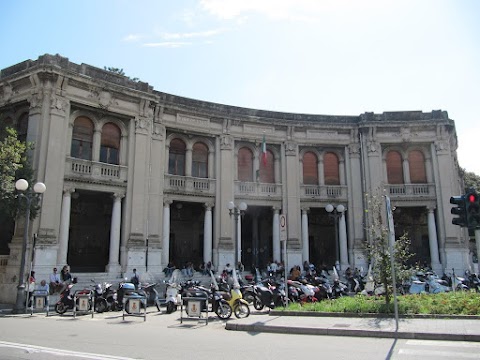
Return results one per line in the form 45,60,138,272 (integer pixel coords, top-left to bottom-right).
204,203,215,210
113,193,125,201
63,187,75,195
301,207,310,213
164,199,173,206
427,205,436,212
272,207,281,213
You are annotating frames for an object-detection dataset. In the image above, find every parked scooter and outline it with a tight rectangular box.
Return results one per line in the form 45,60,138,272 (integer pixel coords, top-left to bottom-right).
162,269,183,314
215,271,250,318
181,278,232,319
55,279,92,314
91,280,108,313
138,283,162,311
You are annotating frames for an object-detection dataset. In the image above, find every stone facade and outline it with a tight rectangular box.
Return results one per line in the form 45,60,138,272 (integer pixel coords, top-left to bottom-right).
0,54,470,303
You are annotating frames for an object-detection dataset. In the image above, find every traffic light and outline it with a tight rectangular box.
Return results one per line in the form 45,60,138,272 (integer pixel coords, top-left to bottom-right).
465,189,480,229
450,195,466,227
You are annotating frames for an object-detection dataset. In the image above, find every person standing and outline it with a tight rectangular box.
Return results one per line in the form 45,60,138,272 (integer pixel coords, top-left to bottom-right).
26,271,36,307
131,268,140,289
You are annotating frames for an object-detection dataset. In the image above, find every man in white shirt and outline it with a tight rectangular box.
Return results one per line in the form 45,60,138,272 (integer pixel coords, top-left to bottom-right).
49,268,62,294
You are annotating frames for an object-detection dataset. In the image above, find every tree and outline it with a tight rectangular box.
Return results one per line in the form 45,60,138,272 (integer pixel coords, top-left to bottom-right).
0,123,38,254
104,66,139,82
363,190,414,305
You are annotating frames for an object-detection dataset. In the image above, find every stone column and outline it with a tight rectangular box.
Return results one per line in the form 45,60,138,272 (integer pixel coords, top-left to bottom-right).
107,193,124,273
92,129,101,162
339,211,349,270
318,158,325,185
427,206,442,274
301,209,309,262
162,200,172,266
272,208,281,262
185,144,192,177
403,158,411,183
203,203,213,263
57,188,75,265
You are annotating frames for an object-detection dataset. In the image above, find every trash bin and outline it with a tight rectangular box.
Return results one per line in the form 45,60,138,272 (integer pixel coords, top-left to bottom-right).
73,289,94,318
180,291,209,325
30,290,49,316
123,292,147,321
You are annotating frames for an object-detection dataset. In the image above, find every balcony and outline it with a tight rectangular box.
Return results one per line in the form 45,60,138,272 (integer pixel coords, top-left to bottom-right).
386,183,436,198
235,181,282,198
65,157,128,183
164,174,216,196
301,184,348,200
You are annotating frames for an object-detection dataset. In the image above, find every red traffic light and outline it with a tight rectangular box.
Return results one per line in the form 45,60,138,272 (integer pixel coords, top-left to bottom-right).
468,193,477,203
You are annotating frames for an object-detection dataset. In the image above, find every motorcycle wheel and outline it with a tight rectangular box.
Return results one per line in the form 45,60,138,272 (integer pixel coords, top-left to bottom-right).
253,295,264,311
55,302,67,314
166,301,176,314
95,299,107,313
215,301,232,319
234,302,250,319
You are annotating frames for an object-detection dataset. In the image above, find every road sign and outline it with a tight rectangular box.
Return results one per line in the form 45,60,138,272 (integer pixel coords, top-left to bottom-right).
280,214,287,241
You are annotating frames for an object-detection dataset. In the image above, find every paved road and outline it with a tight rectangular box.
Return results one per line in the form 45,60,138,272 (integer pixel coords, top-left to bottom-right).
1,309,480,359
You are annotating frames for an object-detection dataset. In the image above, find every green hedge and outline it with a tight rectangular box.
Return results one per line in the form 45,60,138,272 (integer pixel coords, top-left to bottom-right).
283,292,480,315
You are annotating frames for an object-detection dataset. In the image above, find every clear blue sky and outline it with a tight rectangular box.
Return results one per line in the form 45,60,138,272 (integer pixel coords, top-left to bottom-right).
2,0,479,174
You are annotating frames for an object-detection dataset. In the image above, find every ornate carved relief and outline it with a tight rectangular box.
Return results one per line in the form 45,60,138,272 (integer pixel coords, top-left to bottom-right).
1,83,14,104
152,123,165,140
220,135,233,150
50,94,69,114
135,117,149,134
28,92,44,110
284,141,297,156
88,89,117,110
349,143,360,155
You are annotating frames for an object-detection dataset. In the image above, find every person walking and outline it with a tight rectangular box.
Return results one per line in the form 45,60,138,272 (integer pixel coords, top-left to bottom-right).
26,271,36,307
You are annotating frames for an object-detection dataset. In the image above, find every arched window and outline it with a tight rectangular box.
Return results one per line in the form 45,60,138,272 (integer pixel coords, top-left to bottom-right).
16,113,29,143
409,150,427,183
100,122,121,165
324,152,340,185
238,147,253,181
386,150,404,184
259,150,275,183
192,142,208,178
71,116,93,160
303,151,318,185
169,138,186,175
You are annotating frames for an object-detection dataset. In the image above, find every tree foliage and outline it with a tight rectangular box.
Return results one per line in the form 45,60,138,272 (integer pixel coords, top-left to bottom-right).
364,191,414,305
0,125,36,219
104,66,139,82
464,171,480,193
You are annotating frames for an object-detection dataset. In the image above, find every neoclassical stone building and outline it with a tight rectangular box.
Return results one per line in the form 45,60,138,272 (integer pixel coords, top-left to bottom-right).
0,54,470,302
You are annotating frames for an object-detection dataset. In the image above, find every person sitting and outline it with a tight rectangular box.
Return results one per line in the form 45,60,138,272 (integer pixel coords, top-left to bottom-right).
224,263,233,276
289,265,301,281
205,261,215,274
163,262,176,278
60,265,72,292
49,267,62,295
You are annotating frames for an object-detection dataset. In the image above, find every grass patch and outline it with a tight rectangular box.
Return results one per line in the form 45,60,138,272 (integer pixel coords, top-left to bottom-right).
280,291,480,315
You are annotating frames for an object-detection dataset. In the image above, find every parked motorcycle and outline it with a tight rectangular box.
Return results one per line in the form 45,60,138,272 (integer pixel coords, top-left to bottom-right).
138,283,162,311
181,280,232,319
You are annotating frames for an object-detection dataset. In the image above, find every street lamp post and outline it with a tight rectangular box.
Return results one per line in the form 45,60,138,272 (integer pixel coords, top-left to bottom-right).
13,178,46,313
325,203,345,270
228,201,247,268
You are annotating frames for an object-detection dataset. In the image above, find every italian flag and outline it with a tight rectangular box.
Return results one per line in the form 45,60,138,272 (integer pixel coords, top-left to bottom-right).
261,133,267,166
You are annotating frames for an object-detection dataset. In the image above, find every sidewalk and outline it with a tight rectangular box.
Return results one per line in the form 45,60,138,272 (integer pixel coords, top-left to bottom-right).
225,311,480,342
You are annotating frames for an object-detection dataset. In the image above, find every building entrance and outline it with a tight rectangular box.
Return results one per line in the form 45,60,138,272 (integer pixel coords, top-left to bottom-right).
68,191,111,272
169,202,204,270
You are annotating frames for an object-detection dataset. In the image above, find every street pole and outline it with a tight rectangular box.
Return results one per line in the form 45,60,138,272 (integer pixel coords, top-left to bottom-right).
12,179,46,314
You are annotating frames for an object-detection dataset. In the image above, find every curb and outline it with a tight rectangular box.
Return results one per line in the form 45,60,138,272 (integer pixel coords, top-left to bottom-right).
225,322,480,342
269,310,480,320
